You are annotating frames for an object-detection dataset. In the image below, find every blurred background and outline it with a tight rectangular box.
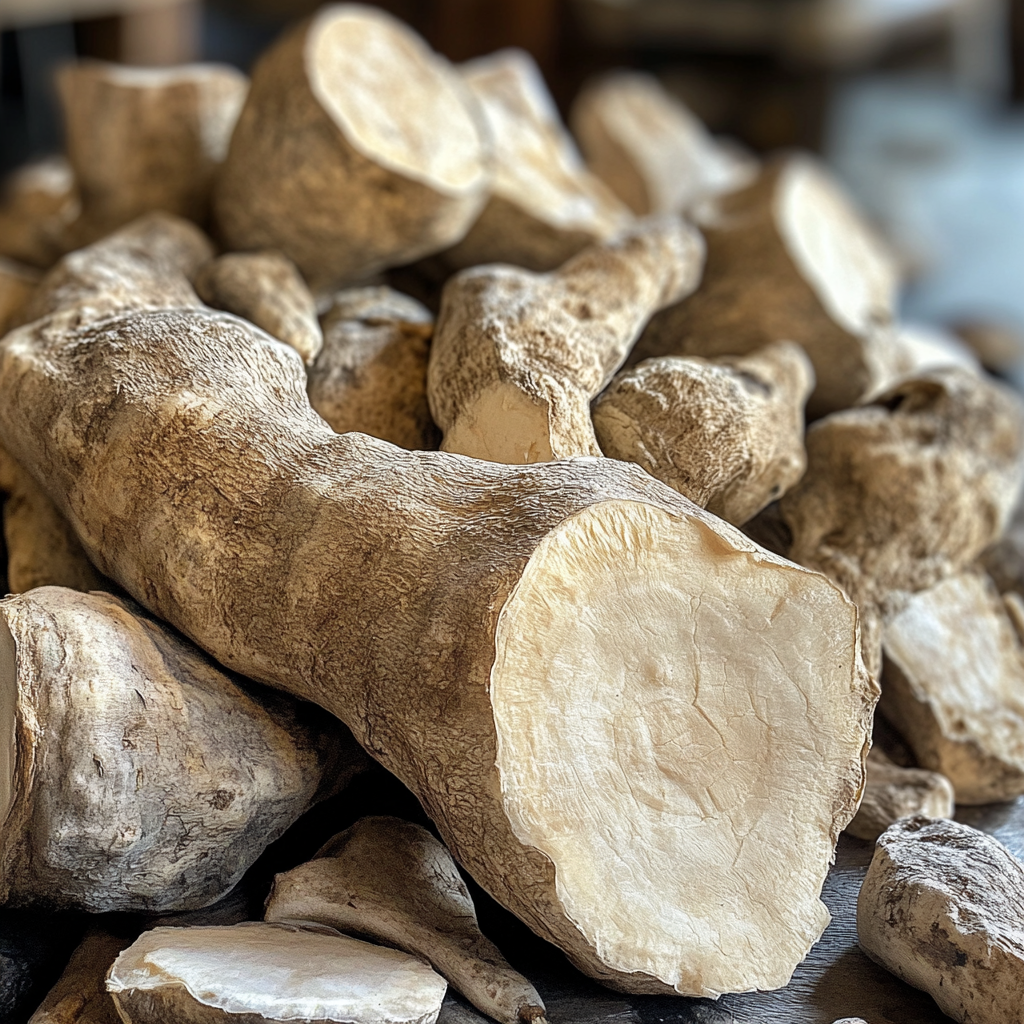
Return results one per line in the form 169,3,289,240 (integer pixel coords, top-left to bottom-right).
2,0,1024,339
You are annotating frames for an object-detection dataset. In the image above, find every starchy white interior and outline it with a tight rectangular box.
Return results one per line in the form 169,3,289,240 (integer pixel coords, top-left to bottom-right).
492,500,867,997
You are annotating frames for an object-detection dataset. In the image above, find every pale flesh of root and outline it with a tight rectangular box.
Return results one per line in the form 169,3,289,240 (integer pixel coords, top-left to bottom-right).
444,49,629,271
857,816,1024,1024
309,7,484,195
570,71,756,217
492,500,872,998
0,613,16,831
266,816,547,1024
882,572,1024,804
107,924,448,1024
592,341,813,526
844,749,954,842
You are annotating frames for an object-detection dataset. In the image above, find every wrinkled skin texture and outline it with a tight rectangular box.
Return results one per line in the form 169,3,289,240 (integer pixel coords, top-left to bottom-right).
429,217,705,462
266,816,546,1024
0,216,874,996
195,251,322,366
858,817,1024,1024
308,287,439,450
593,341,813,525
0,588,365,912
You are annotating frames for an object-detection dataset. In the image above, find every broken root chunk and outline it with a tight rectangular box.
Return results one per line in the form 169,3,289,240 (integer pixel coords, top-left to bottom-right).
266,816,546,1024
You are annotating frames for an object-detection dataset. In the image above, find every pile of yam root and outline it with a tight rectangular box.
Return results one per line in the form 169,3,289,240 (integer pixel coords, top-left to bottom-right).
4,6,1024,1024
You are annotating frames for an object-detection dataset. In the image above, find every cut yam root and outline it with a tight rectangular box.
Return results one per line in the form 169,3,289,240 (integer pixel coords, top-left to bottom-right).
0,587,367,911
106,924,449,1024
428,217,705,462
214,4,491,289
593,341,813,525
266,816,547,1024
882,571,1024,804
632,154,900,418
0,215,876,997
308,287,438,449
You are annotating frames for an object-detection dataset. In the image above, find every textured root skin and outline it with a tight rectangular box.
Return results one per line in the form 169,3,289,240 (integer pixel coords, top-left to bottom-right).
266,816,547,1024
0,221,873,993
0,587,367,912
0,260,38,337
0,158,80,270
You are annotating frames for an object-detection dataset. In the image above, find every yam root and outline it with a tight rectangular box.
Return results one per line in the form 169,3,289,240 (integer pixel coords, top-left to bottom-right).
266,816,546,1024
308,287,438,449
881,571,1024,804
858,817,1024,1024
27,929,132,1024
571,71,756,216
0,218,875,996
632,154,900,418
195,250,322,365
442,49,629,272
592,341,813,525
106,924,448,1024
0,261,38,337
0,157,79,269
844,749,953,842
0,587,367,911
57,61,247,242
428,217,705,462
213,4,491,289
780,369,1024,651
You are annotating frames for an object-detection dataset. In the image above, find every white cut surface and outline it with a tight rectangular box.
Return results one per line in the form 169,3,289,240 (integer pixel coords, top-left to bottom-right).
775,157,897,338
308,6,484,194
492,500,867,997
0,614,14,828
108,924,447,1024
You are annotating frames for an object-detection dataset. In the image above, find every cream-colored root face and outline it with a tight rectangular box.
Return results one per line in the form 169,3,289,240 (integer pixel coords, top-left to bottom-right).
492,501,865,997
108,925,448,1024
309,7,484,194
441,384,554,464
0,615,14,829
775,158,896,339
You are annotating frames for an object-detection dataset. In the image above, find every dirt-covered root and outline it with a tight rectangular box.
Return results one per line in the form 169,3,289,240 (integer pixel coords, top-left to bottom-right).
266,816,546,1024
593,341,813,525
308,287,438,449
0,587,368,912
428,216,705,462
106,924,448,1024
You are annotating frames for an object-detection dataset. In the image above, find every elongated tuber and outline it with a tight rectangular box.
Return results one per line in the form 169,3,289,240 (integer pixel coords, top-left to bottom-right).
0,218,875,996
632,154,900,417
592,341,812,525
57,61,247,242
881,571,1024,804
844,748,953,842
571,71,756,216
195,250,322,365
214,4,491,289
266,816,546,1024
308,287,438,449
858,817,1024,1024
106,924,448,1024
442,49,629,272
428,217,705,462
0,586,367,911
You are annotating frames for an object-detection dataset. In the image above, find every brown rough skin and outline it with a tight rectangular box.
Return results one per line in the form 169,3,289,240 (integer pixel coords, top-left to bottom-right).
265,816,547,1024
0,587,367,912
593,341,813,525
0,217,874,997
308,287,439,449
194,250,323,366
57,61,248,243
213,5,491,290
428,216,705,462
0,260,38,337
631,154,899,418
0,444,107,593
0,157,80,269
27,928,133,1024
858,817,1024,1024
781,368,1024,672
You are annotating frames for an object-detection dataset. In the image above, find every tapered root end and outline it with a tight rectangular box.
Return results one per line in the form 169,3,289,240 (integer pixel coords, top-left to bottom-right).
518,1006,547,1024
